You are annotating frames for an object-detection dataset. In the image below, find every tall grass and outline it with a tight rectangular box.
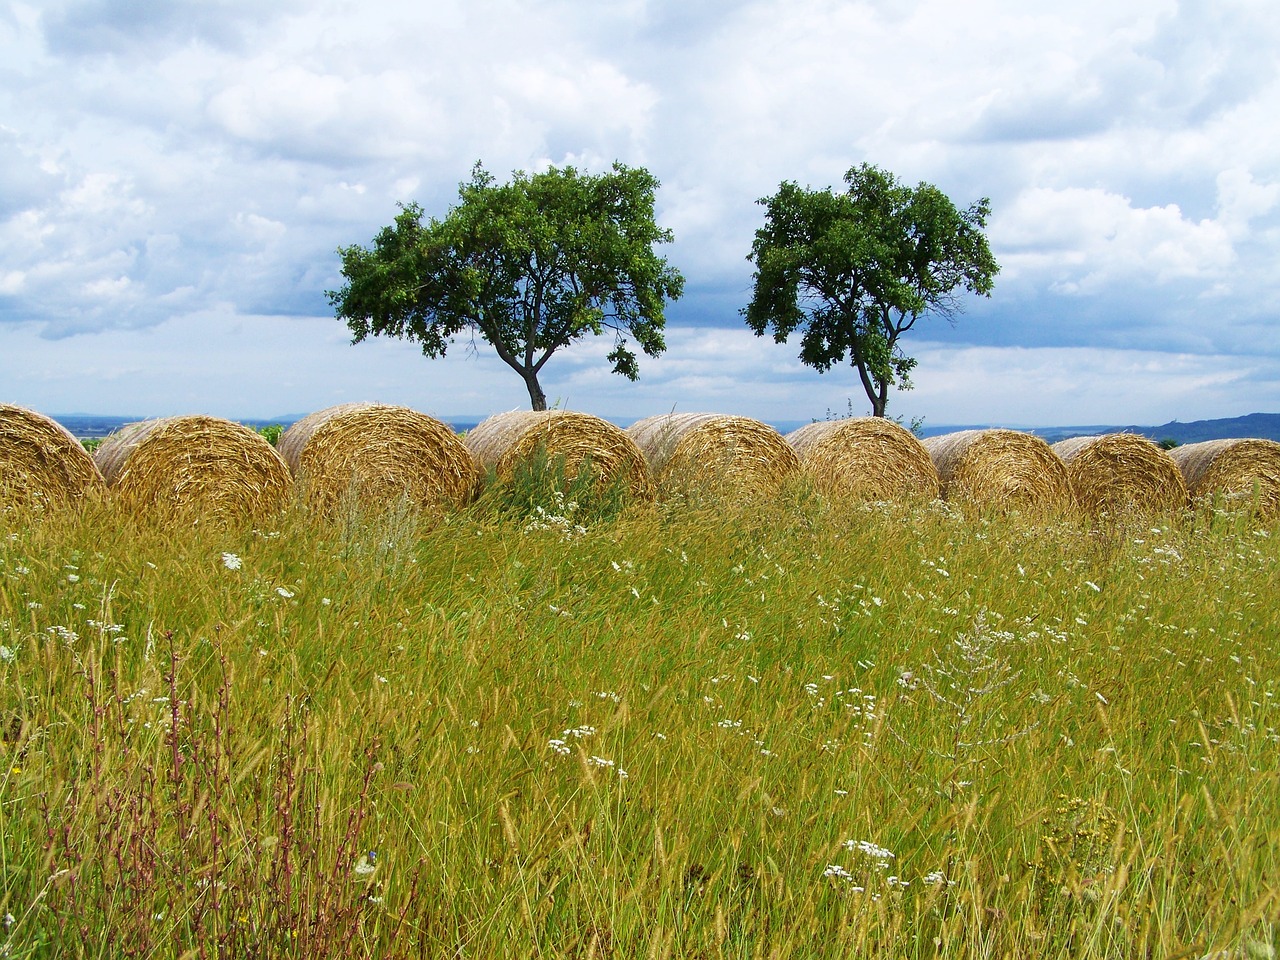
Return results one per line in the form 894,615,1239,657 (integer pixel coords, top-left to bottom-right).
1,490,1277,958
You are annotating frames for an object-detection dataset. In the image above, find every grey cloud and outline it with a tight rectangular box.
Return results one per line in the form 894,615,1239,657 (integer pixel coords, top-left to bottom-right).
966,45,1164,144
969,92,1121,144
38,0,282,57
1139,0,1280,124
0,129,61,217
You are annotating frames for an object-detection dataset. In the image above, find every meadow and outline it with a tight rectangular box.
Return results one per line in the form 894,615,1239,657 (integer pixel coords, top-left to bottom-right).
1,487,1277,958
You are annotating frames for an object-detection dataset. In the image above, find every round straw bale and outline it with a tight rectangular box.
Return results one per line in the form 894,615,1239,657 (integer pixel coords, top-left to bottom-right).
0,404,104,511
278,403,479,515
922,429,1071,512
786,417,939,503
627,413,801,498
1168,438,1280,518
465,410,652,500
94,415,292,524
1051,434,1188,516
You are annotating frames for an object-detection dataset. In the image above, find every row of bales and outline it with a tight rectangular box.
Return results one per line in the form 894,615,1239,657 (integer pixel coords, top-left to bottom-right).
3,402,1280,525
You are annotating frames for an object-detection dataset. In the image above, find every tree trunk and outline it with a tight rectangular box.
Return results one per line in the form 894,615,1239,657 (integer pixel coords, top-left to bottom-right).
855,369,890,417
523,370,548,411
871,381,888,417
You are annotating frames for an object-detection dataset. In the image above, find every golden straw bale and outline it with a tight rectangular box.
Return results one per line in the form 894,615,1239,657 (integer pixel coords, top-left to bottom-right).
465,410,652,500
922,429,1071,512
786,418,939,503
627,413,801,498
1052,434,1188,516
1169,438,1280,518
278,403,479,515
94,415,292,524
0,404,104,511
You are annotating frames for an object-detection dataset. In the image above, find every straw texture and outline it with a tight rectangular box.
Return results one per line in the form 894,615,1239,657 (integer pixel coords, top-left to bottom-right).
279,403,479,515
786,418,939,503
94,415,292,523
1052,434,1188,516
0,404,104,511
465,410,652,500
923,429,1071,512
627,413,801,498
1169,438,1280,518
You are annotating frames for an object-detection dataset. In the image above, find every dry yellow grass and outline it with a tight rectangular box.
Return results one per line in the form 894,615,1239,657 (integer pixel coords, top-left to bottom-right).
786,418,939,503
1169,438,1280,518
465,410,652,501
94,415,292,524
1051,433,1187,516
923,429,1071,512
627,413,800,499
0,403,104,511
278,402,479,516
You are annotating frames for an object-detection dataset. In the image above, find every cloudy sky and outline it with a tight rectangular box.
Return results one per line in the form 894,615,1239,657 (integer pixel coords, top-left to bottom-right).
2,0,1278,428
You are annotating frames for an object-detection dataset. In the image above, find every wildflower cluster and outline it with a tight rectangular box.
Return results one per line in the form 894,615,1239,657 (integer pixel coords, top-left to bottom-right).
823,839,932,897
1027,795,1123,906
523,490,588,540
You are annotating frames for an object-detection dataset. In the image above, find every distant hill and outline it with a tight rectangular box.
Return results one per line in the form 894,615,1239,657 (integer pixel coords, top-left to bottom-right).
1115,413,1280,444
51,414,306,439
1023,413,1280,445
48,411,1280,444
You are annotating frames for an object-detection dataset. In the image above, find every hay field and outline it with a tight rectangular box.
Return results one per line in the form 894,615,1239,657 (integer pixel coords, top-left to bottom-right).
94,415,292,524
1,486,1277,959
279,403,479,516
0,404,104,511
628,413,799,499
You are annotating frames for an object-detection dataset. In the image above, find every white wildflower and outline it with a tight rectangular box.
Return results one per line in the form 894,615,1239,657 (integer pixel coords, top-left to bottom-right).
221,553,242,571
844,839,895,862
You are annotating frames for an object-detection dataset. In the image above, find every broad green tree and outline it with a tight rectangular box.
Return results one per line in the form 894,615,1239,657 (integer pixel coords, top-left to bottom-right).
743,163,999,417
329,162,684,410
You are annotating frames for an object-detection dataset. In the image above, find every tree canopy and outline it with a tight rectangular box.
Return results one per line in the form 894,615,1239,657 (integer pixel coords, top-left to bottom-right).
743,163,999,417
328,162,684,410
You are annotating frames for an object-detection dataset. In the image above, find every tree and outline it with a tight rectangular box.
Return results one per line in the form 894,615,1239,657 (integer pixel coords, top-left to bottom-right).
328,162,685,411
743,163,999,417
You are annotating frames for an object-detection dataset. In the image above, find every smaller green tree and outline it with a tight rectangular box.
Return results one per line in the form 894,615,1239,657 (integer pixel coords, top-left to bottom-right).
743,163,999,417
328,162,685,410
